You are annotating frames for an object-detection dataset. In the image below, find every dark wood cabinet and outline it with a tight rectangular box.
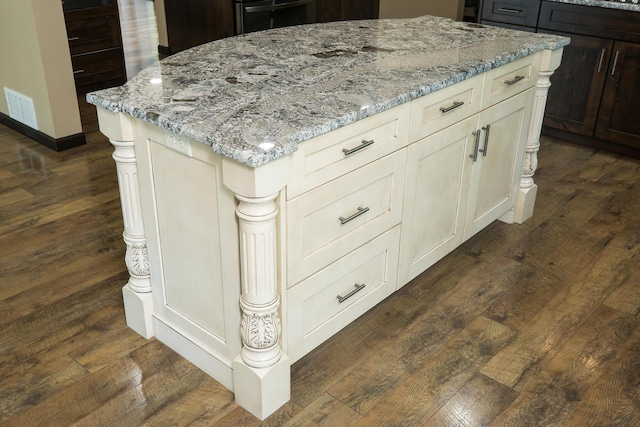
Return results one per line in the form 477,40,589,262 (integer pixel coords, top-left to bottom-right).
595,41,640,148
542,32,613,137
63,0,127,93
163,0,234,55
480,0,541,30
315,0,379,23
538,1,640,156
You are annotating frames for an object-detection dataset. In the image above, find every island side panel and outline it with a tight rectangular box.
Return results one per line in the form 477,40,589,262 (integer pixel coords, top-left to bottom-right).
132,120,243,390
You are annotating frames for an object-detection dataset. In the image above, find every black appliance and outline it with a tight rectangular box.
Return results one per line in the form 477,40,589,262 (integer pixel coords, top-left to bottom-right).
234,0,316,34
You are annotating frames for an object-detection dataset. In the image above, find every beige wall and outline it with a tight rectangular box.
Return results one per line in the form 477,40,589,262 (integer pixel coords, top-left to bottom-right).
379,0,465,20
0,0,82,139
154,0,169,48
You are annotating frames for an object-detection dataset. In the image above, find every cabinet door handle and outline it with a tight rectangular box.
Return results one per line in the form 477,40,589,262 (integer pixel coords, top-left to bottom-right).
343,139,374,157
68,36,80,42
504,75,525,86
73,69,85,75
339,206,369,225
497,7,523,13
470,129,481,162
597,48,606,73
480,125,491,157
611,51,620,76
337,283,366,303
439,101,465,114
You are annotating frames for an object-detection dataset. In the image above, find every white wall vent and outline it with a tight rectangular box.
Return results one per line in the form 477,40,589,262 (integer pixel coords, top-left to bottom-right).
4,87,38,131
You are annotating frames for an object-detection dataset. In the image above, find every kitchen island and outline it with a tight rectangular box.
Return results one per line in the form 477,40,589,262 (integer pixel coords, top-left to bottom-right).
88,16,569,420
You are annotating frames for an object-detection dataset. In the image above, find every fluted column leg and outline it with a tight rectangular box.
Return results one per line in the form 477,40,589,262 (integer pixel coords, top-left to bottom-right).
110,138,154,338
232,193,290,420
513,49,563,224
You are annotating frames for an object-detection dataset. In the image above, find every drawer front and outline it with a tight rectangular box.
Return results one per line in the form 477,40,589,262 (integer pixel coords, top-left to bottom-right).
409,74,483,142
481,0,541,28
71,48,126,88
287,149,405,286
66,15,121,55
482,54,539,109
287,103,410,199
286,226,400,362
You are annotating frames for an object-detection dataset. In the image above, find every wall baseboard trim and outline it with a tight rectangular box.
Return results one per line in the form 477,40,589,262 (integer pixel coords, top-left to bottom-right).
0,112,86,151
158,45,171,57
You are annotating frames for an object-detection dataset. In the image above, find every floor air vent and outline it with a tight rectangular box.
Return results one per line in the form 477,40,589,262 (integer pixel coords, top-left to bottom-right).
4,87,38,130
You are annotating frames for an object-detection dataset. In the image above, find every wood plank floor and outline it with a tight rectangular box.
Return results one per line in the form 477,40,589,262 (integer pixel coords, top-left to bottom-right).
2,1,640,424
2,103,639,425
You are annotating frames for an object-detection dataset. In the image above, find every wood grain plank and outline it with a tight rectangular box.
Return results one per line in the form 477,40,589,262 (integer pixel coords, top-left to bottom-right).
283,393,361,426
0,188,33,207
328,258,523,416
491,304,637,426
348,316,515,426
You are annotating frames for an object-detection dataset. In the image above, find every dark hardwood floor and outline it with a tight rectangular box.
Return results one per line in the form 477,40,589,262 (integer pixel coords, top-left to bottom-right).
2,1,640,425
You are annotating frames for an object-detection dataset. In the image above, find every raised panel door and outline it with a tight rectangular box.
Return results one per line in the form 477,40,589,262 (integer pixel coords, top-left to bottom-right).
542,31,612,136
465,89,533,239
595,41,640,148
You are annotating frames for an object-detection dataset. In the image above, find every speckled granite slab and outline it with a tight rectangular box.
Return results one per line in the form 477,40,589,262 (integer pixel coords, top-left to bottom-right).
87,16,568,167
546,0,640,11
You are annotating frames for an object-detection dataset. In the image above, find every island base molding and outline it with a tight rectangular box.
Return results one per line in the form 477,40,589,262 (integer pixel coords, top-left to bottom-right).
96,45,564,420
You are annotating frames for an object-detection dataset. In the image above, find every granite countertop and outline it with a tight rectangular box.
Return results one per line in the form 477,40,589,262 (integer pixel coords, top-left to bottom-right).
546,0,640,11
87,16,568,168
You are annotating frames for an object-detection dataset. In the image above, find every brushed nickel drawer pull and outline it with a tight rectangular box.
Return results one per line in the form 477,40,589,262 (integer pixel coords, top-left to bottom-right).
68,36,80,42
480,124,491,157
73,69,85,75
343,139,375,157
497,7,523,13
505,75,525,86
470,129,481,162
597,48,606,73
339,206,369,225
611,51,620,76
337,283,366,303
439,101,465,114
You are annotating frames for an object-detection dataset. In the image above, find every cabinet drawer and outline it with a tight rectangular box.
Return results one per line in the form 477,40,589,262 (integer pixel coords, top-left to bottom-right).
481,0,541,28
482,54,539,109
410,74,483,142
287,149,405,286
65,15,121,55
286,226,400,362
71,48,126,88
287,103,410,199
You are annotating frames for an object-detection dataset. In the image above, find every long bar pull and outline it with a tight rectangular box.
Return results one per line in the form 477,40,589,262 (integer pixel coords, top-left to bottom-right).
439,101,465,114
470,129,481,162
505,75,525,86
337,283,366,303
480,125,491,157
597,48,606,73
611,51,620,76
343,139,375,157
339,206,370,225
497,7,523,13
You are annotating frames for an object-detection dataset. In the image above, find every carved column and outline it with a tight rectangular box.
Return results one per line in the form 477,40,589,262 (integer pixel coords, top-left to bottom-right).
513,48,563,224
236,193,282,369
109,135,154,338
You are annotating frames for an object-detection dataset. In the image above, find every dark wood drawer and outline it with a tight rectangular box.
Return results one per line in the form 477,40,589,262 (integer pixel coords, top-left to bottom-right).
539,1,640,43
481,0,541,28
71,48,126,88
65,15,121,55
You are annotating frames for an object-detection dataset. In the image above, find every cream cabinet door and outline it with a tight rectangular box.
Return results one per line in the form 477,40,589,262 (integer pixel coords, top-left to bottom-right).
465,88,534,239
398,115,477,286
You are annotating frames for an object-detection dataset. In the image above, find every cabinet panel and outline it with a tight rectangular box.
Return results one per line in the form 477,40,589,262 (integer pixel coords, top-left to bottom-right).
316,0,379,22
399,116,476,285
542,32,612,136
287,149,405,286
595,41,640,148
481,0,541,29
287,103,410,199
287,226,399,362
70,48,126,89
466,89,533,239
482,54,538,109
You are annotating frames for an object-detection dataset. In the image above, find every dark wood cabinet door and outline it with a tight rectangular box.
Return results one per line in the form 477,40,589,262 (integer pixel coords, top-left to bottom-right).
543,31,613,136
595,41,640,148
316,0,379,23
164,0,234,54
